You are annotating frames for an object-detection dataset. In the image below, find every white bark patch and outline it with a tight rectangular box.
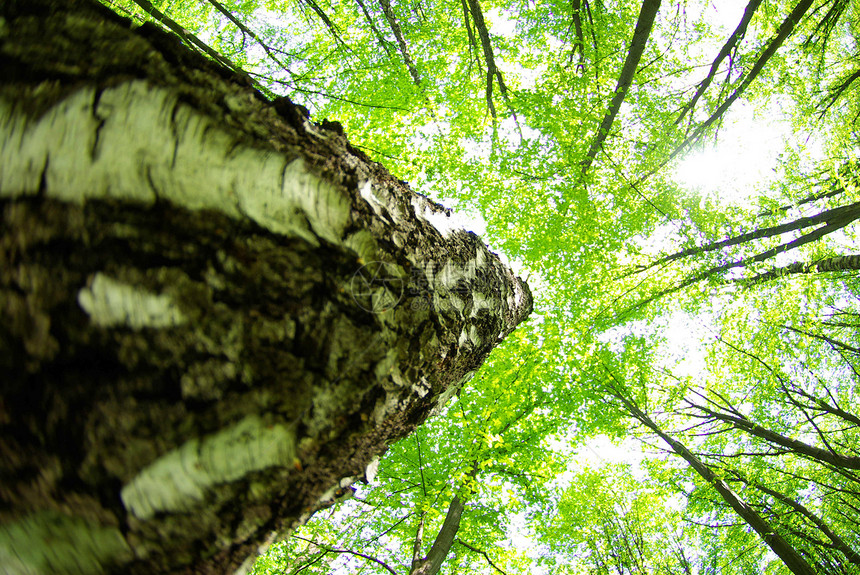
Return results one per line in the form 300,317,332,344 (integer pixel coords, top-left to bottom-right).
470,291,492,318
77,273,187,329
358,180,385,217
364,456,380,484
0,82,350,245
410,195,466,236
120,416,296,520
0,511,131,575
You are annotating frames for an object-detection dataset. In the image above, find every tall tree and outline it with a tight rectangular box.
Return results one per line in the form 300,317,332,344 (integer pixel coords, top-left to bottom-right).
0,1,531,572
16,0,860,572
604,373,817,575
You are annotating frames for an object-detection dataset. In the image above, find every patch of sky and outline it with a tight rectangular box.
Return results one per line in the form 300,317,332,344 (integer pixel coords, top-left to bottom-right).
484,7,517,38
674,100,794,208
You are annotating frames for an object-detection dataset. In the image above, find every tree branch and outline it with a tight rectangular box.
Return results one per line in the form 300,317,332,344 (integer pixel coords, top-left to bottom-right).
675,0,762,126
629,208,860,312
734,254,860,285
131,0,246,76
299,0,346,45
291,534,400,575
409,495,467,575
465,0,515,121
729,469,860,565
456,539,508,575
378,0,422,85
202,0,294,76
573,0,661,193
684,396,860,469
629,200,860,276
353,0,393,56
602,373,816,575
665,0,815,163
568,0,585,66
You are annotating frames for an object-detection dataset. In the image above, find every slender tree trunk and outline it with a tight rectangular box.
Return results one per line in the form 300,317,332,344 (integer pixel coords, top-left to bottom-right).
568,0,585,66
741,254,860,284
409,495,466,575
631,200,860,274
354,0,393,56
0,1,532,573
378,0,422,85
667,0,816,162
573,0,661,189
689,406,860,469
734,473,860,566
610,387,817,575
465,0,510,118
675,0,763,125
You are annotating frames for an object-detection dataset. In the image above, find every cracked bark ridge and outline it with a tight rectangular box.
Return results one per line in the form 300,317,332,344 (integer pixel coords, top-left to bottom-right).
0,1,532,574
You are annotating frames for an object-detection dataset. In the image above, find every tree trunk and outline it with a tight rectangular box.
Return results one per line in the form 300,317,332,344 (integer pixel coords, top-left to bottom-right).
734,472,860,566
742,253,860,284
409,495,465,575
0,2,533,574
574,0,661,187
688,403,860,469
613,390,817,575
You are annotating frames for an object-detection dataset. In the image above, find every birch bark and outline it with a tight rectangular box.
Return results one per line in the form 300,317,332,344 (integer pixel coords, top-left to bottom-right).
0,1,532,573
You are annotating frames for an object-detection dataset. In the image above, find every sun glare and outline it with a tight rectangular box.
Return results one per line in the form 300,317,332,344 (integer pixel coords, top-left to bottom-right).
673,101,790,207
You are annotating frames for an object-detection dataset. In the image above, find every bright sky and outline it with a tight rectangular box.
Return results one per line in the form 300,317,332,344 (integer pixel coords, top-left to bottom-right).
673,99,792,207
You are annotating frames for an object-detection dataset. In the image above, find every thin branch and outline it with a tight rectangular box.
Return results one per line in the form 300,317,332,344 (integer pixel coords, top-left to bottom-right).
291,534,399,575
249,72,411,110
633,0,816,187
629,200,860,277
819,67,860,119
416,433,428,497
600,370,817,575
675,0,762,126
202,0,295,76
757,187,845,218
664,0,816,164
629,211,860,312
729,469,860,565
367,511,414,543
684,396,860,469
299,0,346,45
456,539,508,575
131,0,247,76
354,0,393,56
465,0,517,125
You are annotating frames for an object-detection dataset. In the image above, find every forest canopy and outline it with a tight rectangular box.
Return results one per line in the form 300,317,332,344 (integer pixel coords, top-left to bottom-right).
99,0,860,572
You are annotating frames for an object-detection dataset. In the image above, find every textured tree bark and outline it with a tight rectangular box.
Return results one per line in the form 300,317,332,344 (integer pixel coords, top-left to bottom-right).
0,1,532,573
742,253,860,285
